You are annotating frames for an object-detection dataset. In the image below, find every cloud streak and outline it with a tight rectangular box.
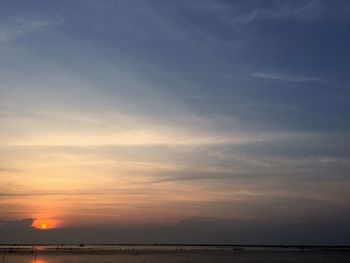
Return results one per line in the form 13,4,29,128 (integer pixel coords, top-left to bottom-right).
0,18,62,43
250,72,318,82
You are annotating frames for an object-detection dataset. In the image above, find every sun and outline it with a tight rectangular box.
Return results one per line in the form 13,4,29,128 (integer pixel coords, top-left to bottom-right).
32,219,59,230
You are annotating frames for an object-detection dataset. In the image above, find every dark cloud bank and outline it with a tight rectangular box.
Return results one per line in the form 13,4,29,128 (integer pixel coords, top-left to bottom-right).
1,217,349,245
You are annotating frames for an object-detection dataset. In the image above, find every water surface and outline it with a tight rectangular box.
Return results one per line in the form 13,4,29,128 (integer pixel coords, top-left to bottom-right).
1,245,349,263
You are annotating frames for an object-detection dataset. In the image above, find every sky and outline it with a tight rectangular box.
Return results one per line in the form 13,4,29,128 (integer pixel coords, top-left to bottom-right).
0,0,350,245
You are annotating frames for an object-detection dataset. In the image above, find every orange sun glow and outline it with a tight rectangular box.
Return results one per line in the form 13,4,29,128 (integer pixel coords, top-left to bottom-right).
32,219,60,230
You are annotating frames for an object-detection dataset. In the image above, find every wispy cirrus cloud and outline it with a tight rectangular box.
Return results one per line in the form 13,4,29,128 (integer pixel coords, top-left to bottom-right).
0,18,62,43
250,72,318,82
211,0,330,26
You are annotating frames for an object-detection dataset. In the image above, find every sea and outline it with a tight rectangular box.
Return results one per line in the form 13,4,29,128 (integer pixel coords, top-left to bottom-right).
1,245,350,263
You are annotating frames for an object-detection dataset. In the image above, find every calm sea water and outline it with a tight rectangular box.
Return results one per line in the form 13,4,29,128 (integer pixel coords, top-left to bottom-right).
1,245,350,263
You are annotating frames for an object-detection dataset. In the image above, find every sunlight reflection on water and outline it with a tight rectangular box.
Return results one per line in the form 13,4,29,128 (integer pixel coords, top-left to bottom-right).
33,246,47,252
31,259,46,263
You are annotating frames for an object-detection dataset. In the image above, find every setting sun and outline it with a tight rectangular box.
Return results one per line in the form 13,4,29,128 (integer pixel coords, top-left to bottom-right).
32,219,60,230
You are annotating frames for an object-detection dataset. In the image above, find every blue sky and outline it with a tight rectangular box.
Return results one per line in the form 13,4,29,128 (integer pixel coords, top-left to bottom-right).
0,0,350,244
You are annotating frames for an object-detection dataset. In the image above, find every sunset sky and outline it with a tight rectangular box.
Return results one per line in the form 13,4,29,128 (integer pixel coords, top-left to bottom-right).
1,0,350,244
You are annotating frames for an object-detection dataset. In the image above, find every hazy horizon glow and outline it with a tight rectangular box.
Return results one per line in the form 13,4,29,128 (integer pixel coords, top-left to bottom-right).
1,0,350,244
